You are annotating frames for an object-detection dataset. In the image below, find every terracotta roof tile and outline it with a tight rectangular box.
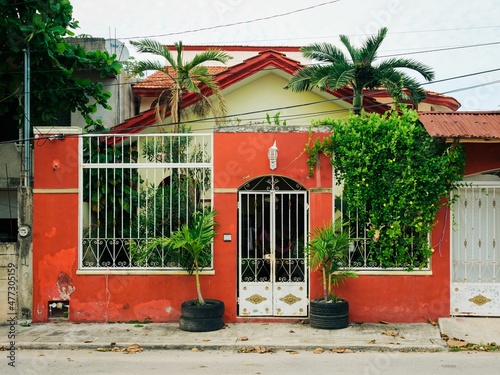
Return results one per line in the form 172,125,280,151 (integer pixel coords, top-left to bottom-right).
134,66,228,89
419,111,500,140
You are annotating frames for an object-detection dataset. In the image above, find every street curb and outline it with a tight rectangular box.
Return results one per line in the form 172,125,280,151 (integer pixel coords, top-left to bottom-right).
4,341,448,352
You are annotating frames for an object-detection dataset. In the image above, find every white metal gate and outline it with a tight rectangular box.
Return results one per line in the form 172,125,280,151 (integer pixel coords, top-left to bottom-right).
238,176,308,317
451,180,500,316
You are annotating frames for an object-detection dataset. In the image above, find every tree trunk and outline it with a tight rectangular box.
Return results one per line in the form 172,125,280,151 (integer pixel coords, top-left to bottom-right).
353,91,362,115
194,262,205,305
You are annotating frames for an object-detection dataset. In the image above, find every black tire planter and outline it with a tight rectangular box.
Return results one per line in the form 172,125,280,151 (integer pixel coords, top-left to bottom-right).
179,299,225,332
310,298,349,330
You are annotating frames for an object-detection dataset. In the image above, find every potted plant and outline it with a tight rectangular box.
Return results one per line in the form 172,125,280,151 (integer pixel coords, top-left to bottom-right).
153,209,224,332
307,217,357,329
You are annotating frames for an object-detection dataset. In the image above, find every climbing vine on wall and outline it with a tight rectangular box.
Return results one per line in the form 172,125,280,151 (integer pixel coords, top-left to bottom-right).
306,109,466,269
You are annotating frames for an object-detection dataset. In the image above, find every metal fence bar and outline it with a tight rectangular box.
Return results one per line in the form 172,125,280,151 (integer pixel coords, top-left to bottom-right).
80,133,213,270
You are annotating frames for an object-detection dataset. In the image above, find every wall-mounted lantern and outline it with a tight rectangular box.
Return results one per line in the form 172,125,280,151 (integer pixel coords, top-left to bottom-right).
268,141,278,170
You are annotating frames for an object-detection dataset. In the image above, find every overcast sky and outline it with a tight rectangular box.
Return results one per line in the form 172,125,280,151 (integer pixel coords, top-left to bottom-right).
70,0,500,111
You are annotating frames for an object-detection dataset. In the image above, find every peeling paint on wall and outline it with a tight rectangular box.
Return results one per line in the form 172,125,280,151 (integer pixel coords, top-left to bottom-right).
45,227,57,237
56,272,75,299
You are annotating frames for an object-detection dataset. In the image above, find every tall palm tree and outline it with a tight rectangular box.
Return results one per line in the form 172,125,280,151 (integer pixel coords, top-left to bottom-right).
130,40,232,130
285,27,435,114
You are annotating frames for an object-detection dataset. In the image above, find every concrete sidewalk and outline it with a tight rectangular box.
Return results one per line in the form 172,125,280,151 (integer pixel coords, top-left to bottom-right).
439,317,500,347
1,321,446,352
1,318,499,352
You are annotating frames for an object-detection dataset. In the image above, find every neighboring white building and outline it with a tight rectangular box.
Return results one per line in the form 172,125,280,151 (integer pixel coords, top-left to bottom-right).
64,37,137,129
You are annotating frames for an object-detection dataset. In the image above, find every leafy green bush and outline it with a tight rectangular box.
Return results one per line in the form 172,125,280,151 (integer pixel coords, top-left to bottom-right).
306,109,465,269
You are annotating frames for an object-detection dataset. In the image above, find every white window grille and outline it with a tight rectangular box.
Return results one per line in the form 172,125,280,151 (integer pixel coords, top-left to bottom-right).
80,133,213,270
333,182,430,271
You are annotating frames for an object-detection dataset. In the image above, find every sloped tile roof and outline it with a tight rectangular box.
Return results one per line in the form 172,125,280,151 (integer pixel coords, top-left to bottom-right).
114,49,389,134
117,48,464,134
419,111,500,140
134,67,228,90
370,90,461,111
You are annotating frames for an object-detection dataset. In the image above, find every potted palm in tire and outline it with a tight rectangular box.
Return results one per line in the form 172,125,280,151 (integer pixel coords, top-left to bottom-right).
307,217,357,329
159,209,224,332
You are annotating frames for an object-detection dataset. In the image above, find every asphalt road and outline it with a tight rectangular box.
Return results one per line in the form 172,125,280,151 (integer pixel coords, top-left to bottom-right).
2,349,499,375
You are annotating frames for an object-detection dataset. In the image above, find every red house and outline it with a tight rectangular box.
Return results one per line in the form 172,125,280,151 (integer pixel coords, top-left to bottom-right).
31,47,499,324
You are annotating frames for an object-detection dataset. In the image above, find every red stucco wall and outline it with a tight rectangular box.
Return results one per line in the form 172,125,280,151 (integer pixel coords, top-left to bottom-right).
33,131,494,324
464,143,500,175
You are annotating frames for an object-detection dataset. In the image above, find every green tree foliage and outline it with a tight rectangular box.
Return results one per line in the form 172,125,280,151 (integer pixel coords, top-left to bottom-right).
285,27,434,114
307,109,466,269
0,0,121,129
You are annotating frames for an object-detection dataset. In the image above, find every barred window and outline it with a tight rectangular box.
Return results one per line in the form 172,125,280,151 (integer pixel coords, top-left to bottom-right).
80,132,213,270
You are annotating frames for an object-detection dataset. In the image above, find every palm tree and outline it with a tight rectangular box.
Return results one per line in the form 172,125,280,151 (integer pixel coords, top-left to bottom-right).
147,210,218,305
285,27,435,114
130,40,232,130
307,217,357,302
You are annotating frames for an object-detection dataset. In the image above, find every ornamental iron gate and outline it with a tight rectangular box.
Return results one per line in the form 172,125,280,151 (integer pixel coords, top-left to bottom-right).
238,176,308,317
451,180,500,316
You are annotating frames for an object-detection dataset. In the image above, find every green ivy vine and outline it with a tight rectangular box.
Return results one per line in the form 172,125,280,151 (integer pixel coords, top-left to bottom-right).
306,109,466,269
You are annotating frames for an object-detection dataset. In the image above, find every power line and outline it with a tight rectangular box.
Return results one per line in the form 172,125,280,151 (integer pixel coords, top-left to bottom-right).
119,1,341,40
379,41,500,58
3,75,499,147
2,66,500,134
2,51,500,101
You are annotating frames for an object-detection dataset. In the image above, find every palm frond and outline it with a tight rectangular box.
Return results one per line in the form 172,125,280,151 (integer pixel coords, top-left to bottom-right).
377,57,435,81
285,66,319,92
131,39,176,67
289,27,434,114
301,43,348,64
339,34,359,62
359,26,387,62
185,49,232,71
130,60,165,77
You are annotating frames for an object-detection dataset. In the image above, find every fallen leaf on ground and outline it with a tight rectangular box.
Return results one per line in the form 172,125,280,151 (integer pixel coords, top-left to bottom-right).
382,330,400,338
238,346,275,354
237,336,249,341
313,347,324,354
368,339,376,344
96,347,109,352
332,347,355,353
428,317,438,326
447,338,469,348
122,344,143,354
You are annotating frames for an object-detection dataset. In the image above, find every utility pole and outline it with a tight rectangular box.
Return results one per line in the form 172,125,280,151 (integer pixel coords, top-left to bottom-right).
17,43,33,322
23,43,31,187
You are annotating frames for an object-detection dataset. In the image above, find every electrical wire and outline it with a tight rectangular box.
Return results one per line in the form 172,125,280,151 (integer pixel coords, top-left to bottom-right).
4,65,500,144
119,1,341,40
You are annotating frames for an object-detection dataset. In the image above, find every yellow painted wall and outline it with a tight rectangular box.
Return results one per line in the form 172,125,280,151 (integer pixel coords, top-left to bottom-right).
161,71,348,133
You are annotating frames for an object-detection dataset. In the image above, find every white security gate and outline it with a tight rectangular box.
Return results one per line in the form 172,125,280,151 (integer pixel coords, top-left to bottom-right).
451,180,500,316
238,176,308,317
